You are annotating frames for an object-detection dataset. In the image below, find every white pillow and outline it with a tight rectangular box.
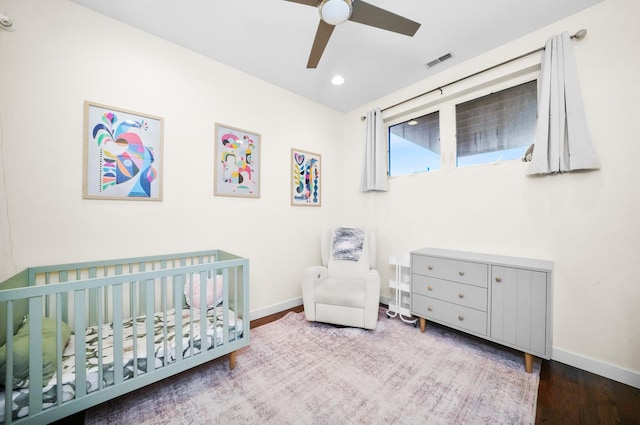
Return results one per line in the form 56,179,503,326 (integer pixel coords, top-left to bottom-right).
184,274,224,309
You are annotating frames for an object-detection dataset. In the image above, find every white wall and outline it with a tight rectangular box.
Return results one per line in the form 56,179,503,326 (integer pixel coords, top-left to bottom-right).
1,0,638,387
342,0,640,385
0,0,343,314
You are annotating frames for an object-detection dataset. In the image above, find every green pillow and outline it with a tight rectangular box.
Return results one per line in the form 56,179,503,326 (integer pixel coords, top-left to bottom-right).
0,316,71,388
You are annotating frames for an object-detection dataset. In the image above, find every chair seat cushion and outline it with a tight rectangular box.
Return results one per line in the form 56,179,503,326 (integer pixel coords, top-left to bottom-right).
314,278,366,308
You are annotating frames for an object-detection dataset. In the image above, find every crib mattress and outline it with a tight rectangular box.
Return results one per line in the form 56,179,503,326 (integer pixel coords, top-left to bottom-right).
1,307,242,422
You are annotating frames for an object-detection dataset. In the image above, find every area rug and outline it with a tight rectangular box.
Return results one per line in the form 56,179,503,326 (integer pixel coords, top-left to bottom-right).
85,308,540,424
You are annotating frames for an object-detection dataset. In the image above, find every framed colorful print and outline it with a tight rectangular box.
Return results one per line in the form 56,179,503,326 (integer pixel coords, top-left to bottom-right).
214,123,261,198
291,148,321,207
83,101,164,201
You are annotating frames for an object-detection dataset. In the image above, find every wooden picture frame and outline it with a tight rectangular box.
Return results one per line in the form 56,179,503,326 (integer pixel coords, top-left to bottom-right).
214,123,261,198
291,148,321,207
83,101,163,201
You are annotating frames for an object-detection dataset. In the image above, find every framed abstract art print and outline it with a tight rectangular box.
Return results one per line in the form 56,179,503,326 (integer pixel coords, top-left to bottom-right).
83,101,163,201
291,148,321,207
214,123,261,198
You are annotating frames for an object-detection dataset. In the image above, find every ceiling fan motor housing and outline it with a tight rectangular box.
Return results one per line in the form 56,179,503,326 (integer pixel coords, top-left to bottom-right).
319,0,353,25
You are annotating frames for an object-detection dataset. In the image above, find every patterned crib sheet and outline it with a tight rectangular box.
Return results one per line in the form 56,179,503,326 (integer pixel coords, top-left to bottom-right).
0,307,243,422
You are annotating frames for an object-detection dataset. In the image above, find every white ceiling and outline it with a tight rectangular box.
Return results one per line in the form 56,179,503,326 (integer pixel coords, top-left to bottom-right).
69,0,602,113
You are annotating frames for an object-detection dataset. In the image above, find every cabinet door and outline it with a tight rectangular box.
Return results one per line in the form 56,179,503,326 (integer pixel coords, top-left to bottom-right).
491,266,548,356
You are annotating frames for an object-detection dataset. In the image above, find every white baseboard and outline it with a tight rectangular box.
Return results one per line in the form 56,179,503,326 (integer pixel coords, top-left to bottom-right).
381,296,640,389
250,297,303,321
380,295,393,307
257,296,640,389
552,347,640,389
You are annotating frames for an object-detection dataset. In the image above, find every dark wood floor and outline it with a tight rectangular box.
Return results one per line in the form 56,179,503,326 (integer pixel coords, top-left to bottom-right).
57,305,640,425
536,357,640,424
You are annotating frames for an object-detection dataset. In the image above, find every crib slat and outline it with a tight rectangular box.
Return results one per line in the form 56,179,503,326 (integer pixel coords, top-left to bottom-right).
145,278,155,374
173,274,184,361
96,285,104,391
212,270,220,349
58,270,69,325
138,262,146,318
88,267,98,326
113,283,124,384
160,272,168,367
222,268,230,346
27,297,44,415
187,279,195,359
199,271,207,354
131,280,139,378
54,293,64,408
233,266,239,340
127,271,134,324
4,301,13,425
44,272,50,318
73,289,87,398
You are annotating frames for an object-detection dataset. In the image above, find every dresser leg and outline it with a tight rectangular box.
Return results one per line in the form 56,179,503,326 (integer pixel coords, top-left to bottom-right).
419,317,426,333
524,352,534,373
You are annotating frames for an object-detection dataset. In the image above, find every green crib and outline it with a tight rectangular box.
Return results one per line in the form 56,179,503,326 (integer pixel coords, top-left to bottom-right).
0,249,250,424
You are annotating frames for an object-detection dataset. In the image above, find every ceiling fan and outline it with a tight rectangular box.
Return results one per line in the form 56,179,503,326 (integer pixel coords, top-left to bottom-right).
285,0,421,68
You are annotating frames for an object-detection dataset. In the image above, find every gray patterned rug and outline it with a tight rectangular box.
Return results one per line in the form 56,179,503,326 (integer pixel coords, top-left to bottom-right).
85,308,540,424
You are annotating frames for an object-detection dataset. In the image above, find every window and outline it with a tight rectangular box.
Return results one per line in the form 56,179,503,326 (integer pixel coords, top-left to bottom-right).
456,80,537,167
388,111,440,176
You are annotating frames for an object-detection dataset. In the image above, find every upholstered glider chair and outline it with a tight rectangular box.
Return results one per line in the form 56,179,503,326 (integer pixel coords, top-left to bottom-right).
302,227,381,330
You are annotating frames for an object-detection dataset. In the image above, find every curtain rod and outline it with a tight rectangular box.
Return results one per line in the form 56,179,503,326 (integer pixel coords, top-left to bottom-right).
361,29,587,120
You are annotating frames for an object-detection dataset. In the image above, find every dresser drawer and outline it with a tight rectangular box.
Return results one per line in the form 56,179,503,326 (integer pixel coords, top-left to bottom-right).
412,274,488,311
412,254,488,287
412,294,487,336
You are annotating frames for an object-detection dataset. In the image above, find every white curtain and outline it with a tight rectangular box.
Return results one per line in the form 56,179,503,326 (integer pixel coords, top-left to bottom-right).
527,31,600,175
363,107,388,191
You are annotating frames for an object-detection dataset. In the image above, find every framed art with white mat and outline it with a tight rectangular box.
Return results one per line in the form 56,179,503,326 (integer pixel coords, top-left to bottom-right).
83,101,163,201
214,123,260,198
291,148,321,207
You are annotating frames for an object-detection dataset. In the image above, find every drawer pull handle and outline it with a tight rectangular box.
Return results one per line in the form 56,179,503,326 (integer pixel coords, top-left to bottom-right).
428,307,433,312
428,265,433,270
458,315,464,321
495,277,502,283
427,285,433,291
458,271,465,276
458,293,464,299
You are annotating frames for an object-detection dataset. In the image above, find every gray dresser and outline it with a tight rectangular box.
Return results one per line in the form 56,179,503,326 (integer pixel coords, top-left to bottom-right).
410,247,552,372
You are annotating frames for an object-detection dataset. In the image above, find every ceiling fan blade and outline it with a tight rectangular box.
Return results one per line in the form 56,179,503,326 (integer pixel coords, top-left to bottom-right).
307,20,335,68
284,0,319,7
349,1,420,36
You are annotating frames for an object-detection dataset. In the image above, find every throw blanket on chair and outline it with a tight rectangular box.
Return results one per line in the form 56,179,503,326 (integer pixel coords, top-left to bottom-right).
332,227,364,261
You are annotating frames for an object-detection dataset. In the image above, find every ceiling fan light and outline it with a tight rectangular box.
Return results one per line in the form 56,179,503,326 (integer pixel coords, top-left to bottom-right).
331,75,345,85
319,0,353,26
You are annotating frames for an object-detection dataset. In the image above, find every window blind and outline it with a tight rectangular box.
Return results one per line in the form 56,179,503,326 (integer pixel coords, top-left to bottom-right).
456,80,537,157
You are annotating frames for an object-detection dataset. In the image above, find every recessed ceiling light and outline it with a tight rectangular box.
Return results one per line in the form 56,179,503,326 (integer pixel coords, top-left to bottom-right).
331,75,345,85
408,120,418,126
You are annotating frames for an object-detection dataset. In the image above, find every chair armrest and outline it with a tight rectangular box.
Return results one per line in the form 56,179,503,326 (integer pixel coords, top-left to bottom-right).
302,266,328,284
363,269,381,330
302,266,328,321
364,269,380,289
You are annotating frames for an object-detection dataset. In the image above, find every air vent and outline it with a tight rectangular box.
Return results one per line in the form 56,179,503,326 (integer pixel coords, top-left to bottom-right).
425,52,453,68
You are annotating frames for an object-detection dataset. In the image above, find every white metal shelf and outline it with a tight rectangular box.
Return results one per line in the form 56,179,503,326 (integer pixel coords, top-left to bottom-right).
386,254,417,326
